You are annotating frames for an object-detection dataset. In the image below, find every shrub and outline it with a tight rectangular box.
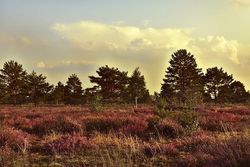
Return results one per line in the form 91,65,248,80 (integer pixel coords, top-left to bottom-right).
120,119,148,136
199,134,250,167
89,95,103,112
174,132,213,153
217,107,250,115
134,107,155,114
199,119,227,132
0,115,5,131
32,116,82,136
142,143,178,157
199,111,241,131
176,110,199,134
144,116,161,138
157,118,184,138
45,134,94,155
85,117,126,134
155,98,171,118
0,128,30,153
6,117,33,133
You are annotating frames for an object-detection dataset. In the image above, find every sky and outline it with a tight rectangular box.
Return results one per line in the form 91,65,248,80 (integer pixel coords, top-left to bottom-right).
1,0,250,93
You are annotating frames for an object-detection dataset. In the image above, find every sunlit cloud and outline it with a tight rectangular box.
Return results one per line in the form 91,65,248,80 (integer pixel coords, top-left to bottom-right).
51,21,193,52
231,0,250,6
0,21,249,92
61,60,96,66
49,21,247,92
36,61,46,68
189,36,240,64
51,21,240,65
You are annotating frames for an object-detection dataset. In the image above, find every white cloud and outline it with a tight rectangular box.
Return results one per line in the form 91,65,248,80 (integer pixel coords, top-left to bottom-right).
1,21,248,93
61,60,96,65
51,21,240,64
20,37,32,46
50,21,244,92
51,21,192,52
190,36,240,64
231,0,250,6
36,61,46,68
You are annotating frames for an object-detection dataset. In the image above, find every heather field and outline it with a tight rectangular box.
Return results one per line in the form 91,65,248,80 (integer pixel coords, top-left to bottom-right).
0,105,250,167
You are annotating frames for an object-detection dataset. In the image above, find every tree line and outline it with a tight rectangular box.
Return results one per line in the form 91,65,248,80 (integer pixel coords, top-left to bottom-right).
0,61,150,105
160,49,250,108
0,49,249,106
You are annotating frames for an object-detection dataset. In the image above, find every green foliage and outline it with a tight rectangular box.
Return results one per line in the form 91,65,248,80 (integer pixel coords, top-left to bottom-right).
126,67,150,104
176,110,199,134
85,118,124,134
157,118,184,138
183,88,204,109
32,116,82,136
229,81,248,103
89,94,103,112
26,71,53,105
0,60,27,104
52,82,65,105
161,49,204,108
155,97,171,118
205,67,234,102
89,65,128,103
64,74,83,105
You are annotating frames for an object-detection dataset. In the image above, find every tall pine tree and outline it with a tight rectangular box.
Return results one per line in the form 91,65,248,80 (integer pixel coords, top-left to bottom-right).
26,71,52,105
204,67,233,102
126,67,150,106
89,65,128,103
0,60,27,104
52,82,65,104
161,49,204,107
64,74,83,104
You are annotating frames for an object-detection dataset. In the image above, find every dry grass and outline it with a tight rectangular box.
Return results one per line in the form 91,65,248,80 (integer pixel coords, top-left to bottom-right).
0,105,249,166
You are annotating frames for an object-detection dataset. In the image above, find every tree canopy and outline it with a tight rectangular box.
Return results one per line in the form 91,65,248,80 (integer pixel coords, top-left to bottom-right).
204,67,234,102
126,67,150,104
89,65,128,103
0,54,249,106
0,60,27,104
26,71,52,104
64,74,83,104
161,49,204,107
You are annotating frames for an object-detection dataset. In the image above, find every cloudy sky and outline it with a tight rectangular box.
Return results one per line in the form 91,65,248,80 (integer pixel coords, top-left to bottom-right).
1,0,250,93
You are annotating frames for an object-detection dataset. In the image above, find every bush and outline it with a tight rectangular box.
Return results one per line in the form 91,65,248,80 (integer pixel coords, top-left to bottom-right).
89,95,103,112
217,107,250,115
142,143,178,157
85,117,126,134
155,98,171,118
199,134,250,167
32,116,82,136
120,119,148,136
199,110,241,131
157,118,184,138
175,110,199,134
0,128,30,153
45,134,94,155
174,132,213,153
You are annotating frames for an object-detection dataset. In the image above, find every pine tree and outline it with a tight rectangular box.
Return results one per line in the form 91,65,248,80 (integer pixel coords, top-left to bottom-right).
64,74,83,104
0,73,5,103
127,67,150,106
161,49,204,107
52,82,65,104
0,60,27,104
229,81,248,103
204,67,233,102
89,65,128,103
26,71,52,105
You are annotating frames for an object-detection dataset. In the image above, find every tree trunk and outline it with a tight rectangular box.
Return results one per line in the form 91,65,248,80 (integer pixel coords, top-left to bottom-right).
135,96,138,108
